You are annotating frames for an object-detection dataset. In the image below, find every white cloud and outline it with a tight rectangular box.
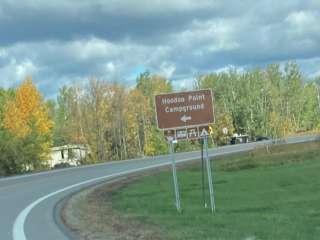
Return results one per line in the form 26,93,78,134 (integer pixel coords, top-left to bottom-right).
1,0,320,96
311,70,320,78
105,62,115,73
0,37,173,94
286,11,317,26
296,57,320,78
100,0,215,15
172,77,194,90
0,48,8,58
0,58,38,88
285,11,320,36
172,18,239,54
159,62,176,79
215,65,245,74
0,0,217,20
15,59,38,79
70,38,113,61
0,5,5,20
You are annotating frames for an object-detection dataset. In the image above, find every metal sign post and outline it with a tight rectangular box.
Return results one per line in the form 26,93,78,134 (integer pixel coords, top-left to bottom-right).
204,136,216,213
200,139,207,208
169,140,181,212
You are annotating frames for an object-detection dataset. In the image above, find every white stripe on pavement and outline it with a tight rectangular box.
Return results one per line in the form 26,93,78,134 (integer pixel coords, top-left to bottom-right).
12,135,318,240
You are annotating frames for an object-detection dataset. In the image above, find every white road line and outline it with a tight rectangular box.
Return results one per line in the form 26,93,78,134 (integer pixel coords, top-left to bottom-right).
12,157,198,240
3,135,317,183
1,140,248,183
0,156,154,183
12,146,254,240
12,136,317,240
1,151,204,183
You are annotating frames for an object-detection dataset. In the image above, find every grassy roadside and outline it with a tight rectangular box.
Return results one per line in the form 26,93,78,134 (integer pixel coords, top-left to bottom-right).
110,142,320,240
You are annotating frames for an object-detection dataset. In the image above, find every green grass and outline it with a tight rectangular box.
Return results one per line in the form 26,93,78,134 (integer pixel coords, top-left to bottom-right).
111,142,320,240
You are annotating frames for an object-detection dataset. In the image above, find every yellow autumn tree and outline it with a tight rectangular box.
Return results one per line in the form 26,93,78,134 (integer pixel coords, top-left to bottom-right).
3,78,53,169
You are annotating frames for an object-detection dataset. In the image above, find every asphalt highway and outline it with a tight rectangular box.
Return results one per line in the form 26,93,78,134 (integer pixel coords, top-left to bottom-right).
0,135,318,240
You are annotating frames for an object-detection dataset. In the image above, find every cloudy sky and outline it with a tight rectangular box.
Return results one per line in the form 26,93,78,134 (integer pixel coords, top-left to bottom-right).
0,0,320,97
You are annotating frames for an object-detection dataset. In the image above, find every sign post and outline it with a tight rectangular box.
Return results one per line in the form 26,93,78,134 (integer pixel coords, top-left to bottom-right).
169,140,181,212
204,135,216,213
200,138,207,208
155,89,215,213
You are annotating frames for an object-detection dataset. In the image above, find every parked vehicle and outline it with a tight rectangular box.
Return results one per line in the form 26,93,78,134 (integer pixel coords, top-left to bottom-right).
255,136,271,141
53,162,71,169
230,134,249,145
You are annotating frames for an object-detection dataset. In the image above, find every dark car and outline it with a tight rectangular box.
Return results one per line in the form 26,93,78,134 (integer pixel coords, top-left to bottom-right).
230,134,249,145
255,136,271,141
53,162,71,169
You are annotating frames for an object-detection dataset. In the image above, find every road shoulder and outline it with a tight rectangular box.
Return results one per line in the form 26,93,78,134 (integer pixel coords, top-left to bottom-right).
58,168,172,240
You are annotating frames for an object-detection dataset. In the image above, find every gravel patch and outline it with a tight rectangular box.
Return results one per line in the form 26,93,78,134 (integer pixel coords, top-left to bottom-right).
60,169,172,240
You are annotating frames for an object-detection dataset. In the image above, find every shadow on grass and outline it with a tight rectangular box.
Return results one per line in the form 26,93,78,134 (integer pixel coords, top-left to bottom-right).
226,206,276,214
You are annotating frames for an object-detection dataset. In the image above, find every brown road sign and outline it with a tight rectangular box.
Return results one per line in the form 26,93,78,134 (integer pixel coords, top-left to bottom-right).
155,89,214,130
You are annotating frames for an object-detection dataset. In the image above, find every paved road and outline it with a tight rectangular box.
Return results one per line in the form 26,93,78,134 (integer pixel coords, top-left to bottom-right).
0,135,318,240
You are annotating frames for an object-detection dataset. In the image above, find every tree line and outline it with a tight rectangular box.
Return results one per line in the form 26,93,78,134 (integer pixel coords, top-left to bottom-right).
0,61,319,176
195,62,320,144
